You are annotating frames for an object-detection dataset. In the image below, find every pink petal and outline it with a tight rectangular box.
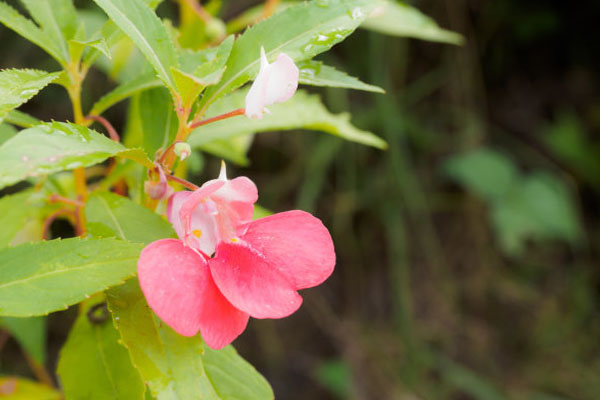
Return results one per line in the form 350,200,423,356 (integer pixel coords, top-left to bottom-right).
244,210,335,289
137,239,208,336
264,53,299,106
210,240,303,319
138,239,249,348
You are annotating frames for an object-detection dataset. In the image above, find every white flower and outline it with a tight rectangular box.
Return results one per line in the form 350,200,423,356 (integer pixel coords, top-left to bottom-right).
245,47,299,119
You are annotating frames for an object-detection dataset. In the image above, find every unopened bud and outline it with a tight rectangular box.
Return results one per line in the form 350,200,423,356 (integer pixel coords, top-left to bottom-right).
174,142,192,161
205,18,226,41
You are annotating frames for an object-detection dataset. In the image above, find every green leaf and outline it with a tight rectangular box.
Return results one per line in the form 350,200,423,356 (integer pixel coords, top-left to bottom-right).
93,0,179,90
107,280,274,400
106,280,219,400
203,346,274,400
189,89,387,149
86,191,174,244
139,88,178,158
172,36,234,108
0,123,17,145
298,60,384,93
0,190,43,247
20,0,78,62
0,377,61,399
0,2,65,64
361,1,464,45
0,316,46,363
200,135,254,166
492,173,582,254
0,238,143,317
58,299,145,400
0,122,152,190
89,73,163,116
0,69,60,120
4,110,40,128
198,0,380,113
444,148,519,200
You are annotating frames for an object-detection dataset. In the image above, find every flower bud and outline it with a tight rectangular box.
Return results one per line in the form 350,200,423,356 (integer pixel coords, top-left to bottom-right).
174,142,192,161
205,18,226,41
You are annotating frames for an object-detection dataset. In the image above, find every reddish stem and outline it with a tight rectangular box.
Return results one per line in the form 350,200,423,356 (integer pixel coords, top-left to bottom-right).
48,194,84,208
188,108,245,130
165,174,200,191
85,115,120,142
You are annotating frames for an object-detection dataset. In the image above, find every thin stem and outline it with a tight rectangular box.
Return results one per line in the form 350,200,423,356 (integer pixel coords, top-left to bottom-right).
85,115,120,142
188,108,245,130
66,61,88,236
24,352,55,388
165,174,199,190
48,194,84,208
263,0,280,18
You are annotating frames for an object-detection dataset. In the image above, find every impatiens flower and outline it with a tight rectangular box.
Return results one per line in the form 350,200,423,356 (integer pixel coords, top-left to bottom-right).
138,164,335,349
245,47,299,119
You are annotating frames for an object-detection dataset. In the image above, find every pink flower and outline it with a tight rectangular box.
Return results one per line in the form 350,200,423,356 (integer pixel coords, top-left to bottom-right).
137,165,335,349
245,47,299,119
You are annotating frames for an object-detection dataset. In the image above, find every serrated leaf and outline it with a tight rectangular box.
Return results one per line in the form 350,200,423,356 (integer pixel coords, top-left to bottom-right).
4,110,40,128
86,191,175,244
298,60,384,93
90,73,162,116
139,88,178,158
189,89,387,149
106,280,220,400
0,2,65,64
0,69,60,120
198,0,380,113
20,0,78,62
107,280,273,400
361,1,464,45
0,122,152,190
0,377,60,399
93,0,179,90
0,238,143,317
173,36,234,108
58,299,145,400
0,316,46,363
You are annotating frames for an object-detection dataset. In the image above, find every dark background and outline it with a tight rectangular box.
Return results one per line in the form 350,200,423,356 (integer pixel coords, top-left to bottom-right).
1,0,599,399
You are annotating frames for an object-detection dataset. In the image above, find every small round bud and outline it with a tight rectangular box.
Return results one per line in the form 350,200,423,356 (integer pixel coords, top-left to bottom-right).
174,142,192,161
205,18,226,41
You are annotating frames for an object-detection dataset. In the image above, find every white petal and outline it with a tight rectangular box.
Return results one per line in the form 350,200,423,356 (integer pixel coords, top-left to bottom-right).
264,53,299,106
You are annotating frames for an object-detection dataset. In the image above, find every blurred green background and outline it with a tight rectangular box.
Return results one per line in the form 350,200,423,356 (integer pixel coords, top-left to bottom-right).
1,0,599,399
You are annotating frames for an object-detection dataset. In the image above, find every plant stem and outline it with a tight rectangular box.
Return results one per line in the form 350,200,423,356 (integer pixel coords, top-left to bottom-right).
264,0,280,18
66,62,88,236
188,108,245,130
85,115,120,141
24,352,55,388
165,174,199,190
182,0,211,23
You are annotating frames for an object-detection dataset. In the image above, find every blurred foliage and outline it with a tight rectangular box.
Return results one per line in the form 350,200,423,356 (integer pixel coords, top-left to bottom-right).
0,0,599,399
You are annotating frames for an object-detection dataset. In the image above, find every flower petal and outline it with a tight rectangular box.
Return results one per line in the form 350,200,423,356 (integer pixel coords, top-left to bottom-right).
264,53,299,106
137,239,208,336
210,241,303,319
244,210,335,289
138,239,249,348
245,48,271,119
